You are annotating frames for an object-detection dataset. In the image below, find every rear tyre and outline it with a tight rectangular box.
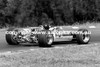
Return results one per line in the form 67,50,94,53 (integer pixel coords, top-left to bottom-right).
76,29,91,44
6,28,19,45
38,34,54,47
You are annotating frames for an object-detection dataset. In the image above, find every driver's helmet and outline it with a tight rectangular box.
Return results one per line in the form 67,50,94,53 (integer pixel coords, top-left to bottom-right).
43,24,50,30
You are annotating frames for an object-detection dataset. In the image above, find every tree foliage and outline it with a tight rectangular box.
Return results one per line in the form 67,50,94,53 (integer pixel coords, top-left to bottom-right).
0,0,100,27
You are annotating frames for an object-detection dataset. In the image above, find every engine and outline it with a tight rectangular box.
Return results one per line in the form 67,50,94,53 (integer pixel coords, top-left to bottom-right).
14,28,38,43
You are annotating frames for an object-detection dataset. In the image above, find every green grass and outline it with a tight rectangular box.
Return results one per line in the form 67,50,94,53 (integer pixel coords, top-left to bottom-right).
0,43,100,67
72,22,100,27
1,22,100,29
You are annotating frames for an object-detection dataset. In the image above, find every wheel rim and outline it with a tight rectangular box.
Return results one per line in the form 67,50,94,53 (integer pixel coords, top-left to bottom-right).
47,38,53,45
82,31,90,42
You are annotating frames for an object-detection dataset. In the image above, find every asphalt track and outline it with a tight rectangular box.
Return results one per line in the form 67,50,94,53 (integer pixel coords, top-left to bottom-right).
0,26,100,52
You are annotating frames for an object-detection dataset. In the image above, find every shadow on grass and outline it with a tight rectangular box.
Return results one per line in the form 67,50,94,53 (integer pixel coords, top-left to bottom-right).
20,41,78,48
17,40,90,48
53,41,77,45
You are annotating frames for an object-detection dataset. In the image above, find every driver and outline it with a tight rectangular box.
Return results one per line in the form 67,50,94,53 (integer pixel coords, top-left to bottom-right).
39,24,51,30
43,24,50,30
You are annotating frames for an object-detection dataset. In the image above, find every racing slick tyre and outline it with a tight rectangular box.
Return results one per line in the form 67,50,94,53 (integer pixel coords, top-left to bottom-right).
6,28,19,45
38,34,54,47
76,29,91,44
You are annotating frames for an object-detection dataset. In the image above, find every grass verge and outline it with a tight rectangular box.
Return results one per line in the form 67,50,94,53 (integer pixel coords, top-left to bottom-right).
72,22,100,27
0,43,100,67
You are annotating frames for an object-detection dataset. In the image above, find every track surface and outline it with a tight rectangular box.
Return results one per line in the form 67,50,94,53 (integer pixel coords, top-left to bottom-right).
0,26,100,52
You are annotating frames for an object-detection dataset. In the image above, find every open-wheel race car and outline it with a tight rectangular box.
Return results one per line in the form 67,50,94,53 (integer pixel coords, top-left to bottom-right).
5,25,91,47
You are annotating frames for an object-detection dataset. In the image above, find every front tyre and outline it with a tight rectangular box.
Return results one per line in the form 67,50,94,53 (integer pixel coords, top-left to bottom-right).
76,29,91,44
38,34,54,47
6,28,19,45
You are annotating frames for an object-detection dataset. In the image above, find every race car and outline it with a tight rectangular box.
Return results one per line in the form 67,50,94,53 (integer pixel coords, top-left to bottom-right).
5,25,91,47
